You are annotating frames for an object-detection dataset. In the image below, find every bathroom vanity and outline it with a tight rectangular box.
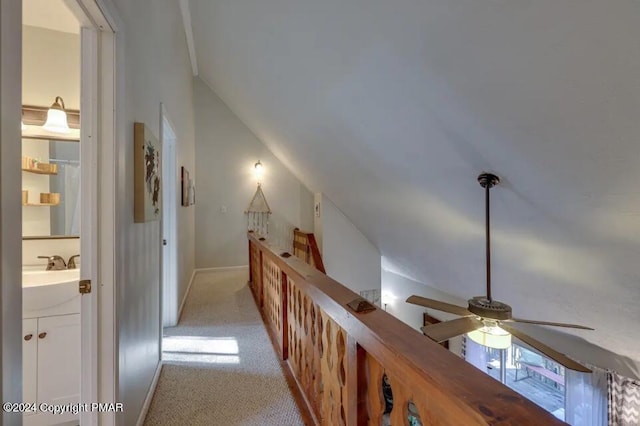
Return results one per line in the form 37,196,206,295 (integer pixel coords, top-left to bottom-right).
22,269,80,426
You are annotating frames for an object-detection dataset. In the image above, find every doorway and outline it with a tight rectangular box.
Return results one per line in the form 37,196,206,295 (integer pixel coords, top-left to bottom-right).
161,105,179,328
21,3,84,426
17,0,118,425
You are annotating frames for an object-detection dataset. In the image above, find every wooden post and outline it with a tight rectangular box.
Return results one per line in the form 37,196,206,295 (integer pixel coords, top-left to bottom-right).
356,344,368,426
345,334,358,426
248,240,253,287
281,271,289,360
259,250,264,309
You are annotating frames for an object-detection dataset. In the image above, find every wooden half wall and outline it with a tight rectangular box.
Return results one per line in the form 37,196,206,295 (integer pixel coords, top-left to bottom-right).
247,232,565,426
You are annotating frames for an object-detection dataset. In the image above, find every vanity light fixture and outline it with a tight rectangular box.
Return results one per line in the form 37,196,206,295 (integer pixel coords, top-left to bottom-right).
42,96,71,134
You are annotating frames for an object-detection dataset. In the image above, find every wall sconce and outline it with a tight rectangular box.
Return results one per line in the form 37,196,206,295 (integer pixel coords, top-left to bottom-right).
381,291,398,311
42,96,71,134
22,103,80,136
254,160,264,182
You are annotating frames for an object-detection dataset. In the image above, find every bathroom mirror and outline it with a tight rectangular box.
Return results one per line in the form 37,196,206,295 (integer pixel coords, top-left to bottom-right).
22,136,80,239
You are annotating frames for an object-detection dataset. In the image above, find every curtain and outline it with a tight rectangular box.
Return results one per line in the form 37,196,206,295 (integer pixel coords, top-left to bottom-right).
463,336,487,372
608,371,640,426
566,365,608,426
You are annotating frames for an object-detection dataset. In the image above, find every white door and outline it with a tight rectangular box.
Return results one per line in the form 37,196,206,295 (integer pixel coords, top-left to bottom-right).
161,105,179,328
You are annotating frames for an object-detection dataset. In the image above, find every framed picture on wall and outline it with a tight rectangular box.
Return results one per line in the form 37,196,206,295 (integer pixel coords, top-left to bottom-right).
134,122,162,222
181,166,190,206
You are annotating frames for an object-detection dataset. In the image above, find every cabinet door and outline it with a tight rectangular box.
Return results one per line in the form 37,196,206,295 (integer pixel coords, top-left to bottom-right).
22,319,38,407
37,314,80,406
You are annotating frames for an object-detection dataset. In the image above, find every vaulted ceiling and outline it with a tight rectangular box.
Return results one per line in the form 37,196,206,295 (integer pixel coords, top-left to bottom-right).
186,0,640,370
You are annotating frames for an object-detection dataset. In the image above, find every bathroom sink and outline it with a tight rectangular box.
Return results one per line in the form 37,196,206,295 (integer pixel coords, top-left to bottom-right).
23,269,81,317
22,269,80,287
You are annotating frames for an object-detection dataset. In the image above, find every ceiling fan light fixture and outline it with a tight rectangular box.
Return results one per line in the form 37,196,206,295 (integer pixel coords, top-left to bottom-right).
467,324,511,350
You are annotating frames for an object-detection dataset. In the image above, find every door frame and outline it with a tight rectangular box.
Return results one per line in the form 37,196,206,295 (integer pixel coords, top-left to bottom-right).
0,1,25,423
160,104,179,330
68,0,123,424
1,1,122,424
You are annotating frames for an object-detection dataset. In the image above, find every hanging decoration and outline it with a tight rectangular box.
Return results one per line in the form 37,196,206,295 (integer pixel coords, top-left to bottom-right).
245,183,271,236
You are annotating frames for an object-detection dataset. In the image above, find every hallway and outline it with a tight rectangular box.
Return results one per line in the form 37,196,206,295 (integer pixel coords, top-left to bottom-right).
144,268,304,425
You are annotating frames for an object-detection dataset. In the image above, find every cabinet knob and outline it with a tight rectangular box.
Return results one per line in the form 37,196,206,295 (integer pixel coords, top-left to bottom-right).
24,334,33,341
38,332,47,339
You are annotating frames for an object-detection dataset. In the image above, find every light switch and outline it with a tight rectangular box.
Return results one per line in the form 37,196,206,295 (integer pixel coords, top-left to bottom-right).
220,205,228,214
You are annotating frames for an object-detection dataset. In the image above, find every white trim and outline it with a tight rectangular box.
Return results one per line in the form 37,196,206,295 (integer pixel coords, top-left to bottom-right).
161,105,179,328
178,0,198,76
80,24,100,426
178,269,197,321
195,265,250,273
135,361,163,426
86,0,124,424
0,0,24,420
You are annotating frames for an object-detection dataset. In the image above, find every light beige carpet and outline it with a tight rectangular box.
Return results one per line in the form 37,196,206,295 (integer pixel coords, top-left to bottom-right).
143,269,304,426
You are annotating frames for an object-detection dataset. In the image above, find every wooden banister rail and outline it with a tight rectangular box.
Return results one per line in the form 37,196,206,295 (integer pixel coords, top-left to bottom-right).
247,232,565,425
293,228,326,273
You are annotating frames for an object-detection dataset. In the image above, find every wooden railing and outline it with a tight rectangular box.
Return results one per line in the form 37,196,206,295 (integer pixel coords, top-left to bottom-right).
248,232,565,425
293,228,326,273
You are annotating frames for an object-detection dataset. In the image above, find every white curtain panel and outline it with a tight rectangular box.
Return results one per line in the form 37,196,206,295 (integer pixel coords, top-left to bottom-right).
463,336,487,372
65,164,81,235
608,371,640,426
566,365,608,426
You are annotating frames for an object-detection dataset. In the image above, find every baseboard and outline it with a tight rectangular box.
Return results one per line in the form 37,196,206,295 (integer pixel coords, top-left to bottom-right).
136,361,163,426
195,265,249,273
178,269,197,321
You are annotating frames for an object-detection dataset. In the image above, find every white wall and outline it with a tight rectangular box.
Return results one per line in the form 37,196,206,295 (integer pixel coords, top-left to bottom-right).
22,25,80,109
1,1,24,424
316,193,381,295
110,1,196,424
194,77,313,268
382,268,463,356
382,266,640,380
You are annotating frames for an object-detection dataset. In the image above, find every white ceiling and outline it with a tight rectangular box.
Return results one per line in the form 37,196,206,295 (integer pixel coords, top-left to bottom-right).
23,0,80,34
188,0,640,369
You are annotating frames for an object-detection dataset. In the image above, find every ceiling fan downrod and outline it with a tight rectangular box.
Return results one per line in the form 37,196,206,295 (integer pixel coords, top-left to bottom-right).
478,173,500,303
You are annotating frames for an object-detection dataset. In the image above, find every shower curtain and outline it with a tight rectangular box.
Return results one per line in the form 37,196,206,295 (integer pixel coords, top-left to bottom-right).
65,164,81,235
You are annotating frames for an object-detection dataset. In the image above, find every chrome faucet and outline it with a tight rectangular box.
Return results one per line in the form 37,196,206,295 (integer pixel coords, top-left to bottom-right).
37,255,67,271
68,255,80,269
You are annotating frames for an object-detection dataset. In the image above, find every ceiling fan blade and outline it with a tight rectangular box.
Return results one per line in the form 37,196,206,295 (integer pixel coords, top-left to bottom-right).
406,295,472,316
499,323,591,373
509,318,594,330
421,317,483,343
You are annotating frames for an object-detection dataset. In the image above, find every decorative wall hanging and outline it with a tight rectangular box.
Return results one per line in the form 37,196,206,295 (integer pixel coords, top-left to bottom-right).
134,122,162,222
181,167,191,206
245,184,271,236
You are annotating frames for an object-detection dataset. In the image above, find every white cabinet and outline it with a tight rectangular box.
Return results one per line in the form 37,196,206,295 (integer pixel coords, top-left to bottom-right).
23,314,80,426
22,319,38,407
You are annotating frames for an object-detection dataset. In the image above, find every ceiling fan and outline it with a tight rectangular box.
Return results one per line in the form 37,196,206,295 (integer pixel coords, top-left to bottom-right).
407,172,593,373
